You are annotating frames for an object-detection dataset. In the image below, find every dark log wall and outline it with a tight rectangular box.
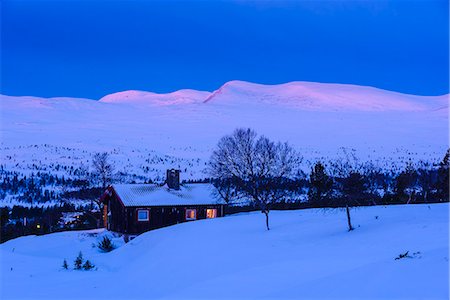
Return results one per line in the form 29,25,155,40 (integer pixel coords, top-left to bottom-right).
125,205,224,234
104,189,127,233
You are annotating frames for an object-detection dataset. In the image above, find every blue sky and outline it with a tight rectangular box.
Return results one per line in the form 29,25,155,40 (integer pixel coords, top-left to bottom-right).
1,0,448,99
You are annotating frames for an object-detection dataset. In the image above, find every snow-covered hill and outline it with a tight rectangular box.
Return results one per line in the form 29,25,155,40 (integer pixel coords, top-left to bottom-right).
99,89,210,106
203,80,447,112
98,81,447,112
1,204,448,299
0,80,448,184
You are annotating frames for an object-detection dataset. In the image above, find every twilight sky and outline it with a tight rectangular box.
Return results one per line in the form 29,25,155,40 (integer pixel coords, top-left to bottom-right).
1,0,448,99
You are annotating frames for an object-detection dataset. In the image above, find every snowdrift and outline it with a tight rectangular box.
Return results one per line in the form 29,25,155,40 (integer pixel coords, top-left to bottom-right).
1,204,448,299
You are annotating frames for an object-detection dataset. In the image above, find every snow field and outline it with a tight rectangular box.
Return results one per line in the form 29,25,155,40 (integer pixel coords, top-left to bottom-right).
1,203,448,299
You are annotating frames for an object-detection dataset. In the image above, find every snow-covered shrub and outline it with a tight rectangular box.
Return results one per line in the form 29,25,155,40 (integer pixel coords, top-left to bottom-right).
74,252,83,270
72,252,95,270
98,236,115,252
62,259,68,270
83,260,95,270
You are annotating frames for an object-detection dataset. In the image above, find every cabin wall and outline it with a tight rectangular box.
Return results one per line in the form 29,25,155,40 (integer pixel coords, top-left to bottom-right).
106,192,127,233
125,205,224,234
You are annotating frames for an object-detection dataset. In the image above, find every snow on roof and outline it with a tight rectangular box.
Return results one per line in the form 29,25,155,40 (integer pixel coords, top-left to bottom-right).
111,183,225,207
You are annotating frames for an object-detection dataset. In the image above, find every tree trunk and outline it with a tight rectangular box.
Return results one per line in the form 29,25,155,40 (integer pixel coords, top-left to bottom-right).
346,205,354,231
263,210,270,231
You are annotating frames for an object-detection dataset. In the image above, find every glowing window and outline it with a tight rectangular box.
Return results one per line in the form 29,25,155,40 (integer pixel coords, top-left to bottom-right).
137,210,149,221
206,209,217,219
185,209,197,220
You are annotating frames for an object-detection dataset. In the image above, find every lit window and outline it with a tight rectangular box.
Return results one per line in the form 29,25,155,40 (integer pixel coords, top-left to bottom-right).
137,209,149,221
185,209,197,220
206,209,217,219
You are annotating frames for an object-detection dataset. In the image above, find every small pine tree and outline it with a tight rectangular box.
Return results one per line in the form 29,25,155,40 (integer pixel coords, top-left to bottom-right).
62,259,68,270
83,260,95,270
98,236,115,252
74,252,83,270
308,162,333,206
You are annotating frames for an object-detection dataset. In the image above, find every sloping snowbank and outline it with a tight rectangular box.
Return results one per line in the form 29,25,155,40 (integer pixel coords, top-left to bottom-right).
1,204,448,299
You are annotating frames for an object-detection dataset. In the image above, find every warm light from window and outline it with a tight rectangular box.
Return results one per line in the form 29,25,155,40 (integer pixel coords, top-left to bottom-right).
36,224,41,229
206,209,217,219
186,209,197,220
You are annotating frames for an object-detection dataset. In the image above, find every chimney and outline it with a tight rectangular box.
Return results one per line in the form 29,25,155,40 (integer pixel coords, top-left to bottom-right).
166,169,180,190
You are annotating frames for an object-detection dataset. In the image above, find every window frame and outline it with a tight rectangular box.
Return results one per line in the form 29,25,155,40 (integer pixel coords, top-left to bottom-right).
185,208,197,221
206,208,217,219
137,209,150,222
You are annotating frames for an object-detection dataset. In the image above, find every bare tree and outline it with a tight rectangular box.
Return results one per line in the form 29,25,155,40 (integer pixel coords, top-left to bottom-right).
91,152,115,220
330,156,368,232
340,170,368,231
92,152,115,190
209,128,300,230
211,178,239,204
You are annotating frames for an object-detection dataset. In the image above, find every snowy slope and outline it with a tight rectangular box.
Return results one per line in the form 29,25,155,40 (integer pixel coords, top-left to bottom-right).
98,80,448,112
203,80,447,112
1,204,448,299
99,89,211,106
0,81,448,184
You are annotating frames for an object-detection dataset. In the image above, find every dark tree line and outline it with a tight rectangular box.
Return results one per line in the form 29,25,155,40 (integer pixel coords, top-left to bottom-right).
0,203,100,243
210,129,449,231
0,171,73,203
0,152,116,205
306,153,449,231
0,152,116,242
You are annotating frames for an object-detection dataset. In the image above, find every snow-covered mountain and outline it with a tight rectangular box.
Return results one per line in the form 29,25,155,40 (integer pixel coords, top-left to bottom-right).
99,89,210,106
203,80,447,112
98,80,447,112
0,80,448,182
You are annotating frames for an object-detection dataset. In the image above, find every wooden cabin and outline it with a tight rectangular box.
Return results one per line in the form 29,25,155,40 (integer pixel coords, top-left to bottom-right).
100,170,226,235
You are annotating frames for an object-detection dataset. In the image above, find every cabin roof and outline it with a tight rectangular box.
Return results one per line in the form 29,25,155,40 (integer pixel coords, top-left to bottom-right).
110,183,225,207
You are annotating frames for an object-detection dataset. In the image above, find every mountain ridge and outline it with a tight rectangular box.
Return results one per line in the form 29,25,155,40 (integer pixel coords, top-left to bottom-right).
2,80,447,113
95,80,448,112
